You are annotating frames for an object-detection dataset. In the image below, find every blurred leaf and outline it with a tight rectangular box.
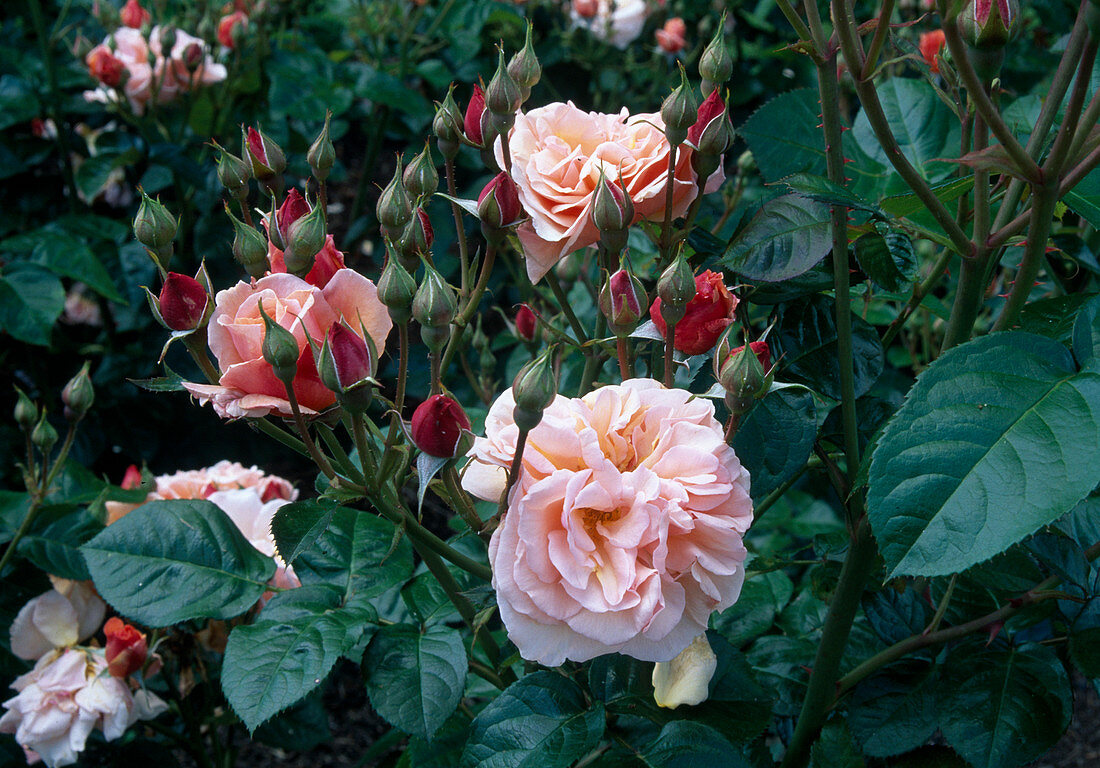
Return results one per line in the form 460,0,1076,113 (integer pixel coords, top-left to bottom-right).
1072,293,1100,371
0,262,65,346
613,721,754,768
862,585,930,646
253,692,331,751
19,507,101,580
0,76,39,131
781,173,881,214
32,232,124,302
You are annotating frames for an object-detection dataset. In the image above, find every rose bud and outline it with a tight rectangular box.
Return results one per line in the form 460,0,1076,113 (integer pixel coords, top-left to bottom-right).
660,65,698,146
86,46,125,87
14,387,37,432
134,192,177,268
403,143,439,200
485,49,522,128
217,11,248,49
243,126,286,182
377,248,417,325
719,341,769,416
688,89,726,148
478,172,523,244
120,464,143,490
32,413,58,455
920,30,947,74
410,394,472,459
573,0,598,18
652,634,717,709
259,303,300,387
308,112,336,182
591,172,634,255
689,91,733,179
699,18,732,94
651,269,738,355
159,272,209,331
61,362,95,422
283,202,327,275
723,340,772,375
182,42,205,73
433,86,464,160
120,0,151,28
960,0,1019,50
464,84,487,146
226,205,269,278
514,303,537,342
512,350,557,431
214,142,251,200
599,266,647,337
104,617,148,678
396,208,434,268
508,22,541,99
656,18,688,55
413,265,458,352
276,188,311,245
653,252,696,328
377,157,412,239
319,322,375,412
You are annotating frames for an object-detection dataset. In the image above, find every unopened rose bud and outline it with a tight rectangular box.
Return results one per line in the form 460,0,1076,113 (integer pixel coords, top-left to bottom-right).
599,266,647,337
217,11,248,49
699,17,733,94
120,0,150,28
243,126,286,183
86,46,125,87
508,22,541,99
259,303,299,386
485,49,522,131
478,172,523,243
284,199,326,275
32,414,58,455
411,394,472,458
276,188,310,244
660,65,699,146
737,150,756,176
319,323,375,412
652,269,737,356
689,90,733,178
413,265,458,352
403,143,439,200
159,272,208,331
159,27,177,55
960,0,1020,50
591,173,634,254
14,387,37,432
512,351,557,430
396,208,434,268
652,634,717,709
134,192,177,268
61,362,95,422
377,249,417,325
104,617,148,678
464,84,487,146
514,303,537,342
215,142,251,200
573,0,598,18
182,42,204,72
656,18,688,55
377,157,412,239
919,30,947,74
308,112,336,182
434,86,464,160
226,206,269,278
654,252,696,327
719,340,768,402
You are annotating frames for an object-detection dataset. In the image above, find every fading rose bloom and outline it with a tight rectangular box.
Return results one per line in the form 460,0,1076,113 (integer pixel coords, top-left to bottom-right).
0,649,167,768
86,46,125,87
61,284,103,327
182,270,391,419
463,379,752,665
570,0,648,49
652,633,717,708
920,30,947,73
650,270,738,355
10,584,106,661
502,102,722,283
656,17,688,54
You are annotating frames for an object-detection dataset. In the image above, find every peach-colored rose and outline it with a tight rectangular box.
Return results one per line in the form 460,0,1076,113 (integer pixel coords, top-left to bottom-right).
656,17,688,54
463,379,753,665
569,0,648,48
501,102,721,283
183,270,390,419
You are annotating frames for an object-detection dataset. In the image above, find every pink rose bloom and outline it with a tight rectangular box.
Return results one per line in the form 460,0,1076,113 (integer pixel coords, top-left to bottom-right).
501,102,722,283
207,489,300,598
10,583,106,661
463,379,753,665
569,0,648,48
0,649,166,768
183,270,391,419
149,27,227,96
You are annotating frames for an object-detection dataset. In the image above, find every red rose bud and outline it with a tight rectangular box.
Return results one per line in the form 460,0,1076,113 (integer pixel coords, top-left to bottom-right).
217,11,248,49
599,267,647,337
464,84,487,146
688,90,726,148
276,188,310,244
120,0,150,28
592,173,634,236
320,323,374,411
651,269,738,355
515,303,537,342
656,18,688,55
182,42,204,72
87,46,125,87
411,394,471,458
159,272,208,331
244,126,286,180
396,208,434,266
920,30,947,73
478,172,523,230
120,464,143,490
727,341,772,374
961,0,1019,49
104,617,148,678
573,0,598,18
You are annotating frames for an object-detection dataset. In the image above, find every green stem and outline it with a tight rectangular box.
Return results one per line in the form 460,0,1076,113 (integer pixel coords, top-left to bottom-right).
860,0,897,82
544,271,589,345
446,159,471,298
284,384,338,481
880,249,953,347
772,0,815,45
318,422,365,484
440,245,497,376
751,464,810,522
350,412,376,489
663,321,677,388
658,143,681,262
991,185,1061,330
616,337,633,381
442,466,489,542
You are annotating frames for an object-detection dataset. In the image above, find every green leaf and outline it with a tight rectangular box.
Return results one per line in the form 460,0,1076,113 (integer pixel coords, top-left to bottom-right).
862,585,930,646
745,635,815,717
848,661,939,757
222,585,374,732
868,332,1100,577
939,641,1072,768
19,507,102,580
624,721,753,768
722,195,831,282
82,499,276,625
880,177,974,218
271,500,337,566
0,263,65,346
810,721,864,768
1064,167,1100,229
0,76,40,131
739,89,825,182
32,232,124,303
780,173,881,214
711,570,794,647
853,226,917,292
461,671,605,768
776,296,884,400
1018,293,1096,343
363,623,468,739
294,505,414,607
1072,293,1100,371
731,385,817,499
253,692,331,751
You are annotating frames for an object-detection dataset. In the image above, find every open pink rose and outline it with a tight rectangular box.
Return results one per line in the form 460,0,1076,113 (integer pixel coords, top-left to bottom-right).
183,270,391,419
463,379,753,665
501,102,722,283
569,0,648,48
10,583,106,661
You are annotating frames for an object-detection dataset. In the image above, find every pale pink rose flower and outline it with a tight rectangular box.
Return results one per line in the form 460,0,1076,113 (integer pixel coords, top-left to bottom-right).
148,27,227,96
499,102,722,283
206,489,300,597
569,0,649,48
182,269,390,419
10,585,106,661
651,632,717,708
464,379,753,665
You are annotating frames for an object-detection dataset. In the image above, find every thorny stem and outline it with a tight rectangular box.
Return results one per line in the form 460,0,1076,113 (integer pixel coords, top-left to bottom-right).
445,159,471,297
283,383,338,482
496,428,530,523
616,337,633,380
442,466,490,543
860,0,897,82
659,143,681,261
